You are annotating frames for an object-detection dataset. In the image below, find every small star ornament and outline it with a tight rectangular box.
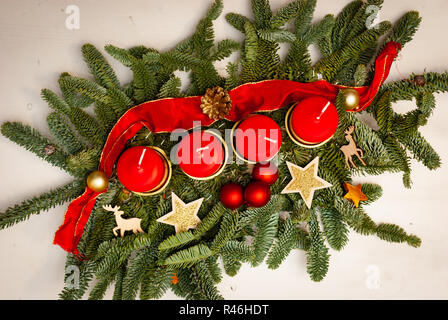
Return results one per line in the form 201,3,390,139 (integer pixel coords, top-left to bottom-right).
157,192,203,233
281,157,332,209
343,182,368,208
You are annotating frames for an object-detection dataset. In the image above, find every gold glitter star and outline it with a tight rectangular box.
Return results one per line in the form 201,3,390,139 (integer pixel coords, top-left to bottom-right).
281,157,332,209
157,193,203,233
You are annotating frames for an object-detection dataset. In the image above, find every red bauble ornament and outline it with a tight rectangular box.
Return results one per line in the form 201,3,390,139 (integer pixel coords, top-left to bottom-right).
244,181,271,208
232,114,282,163
177,130,227,180
286,96,339,146
116,146,170,194
220,182,244,210
252,162,279,185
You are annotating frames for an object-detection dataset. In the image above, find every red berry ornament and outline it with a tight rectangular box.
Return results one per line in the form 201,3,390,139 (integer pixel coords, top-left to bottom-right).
220,183,244,210
252,162,279,185
244,181,271,208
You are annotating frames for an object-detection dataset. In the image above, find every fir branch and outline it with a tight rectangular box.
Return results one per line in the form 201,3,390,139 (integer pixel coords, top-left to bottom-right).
104,44,133,67
353,64,368,86
58,75,109,105
82,43,120,89
301,14,335,45
221,254,243,277
316,21,392,82
204,256,222,284
158,231,196,251
193,202,228,236
361,183,383,205
220,240,252,262
334,198,377,236
384,135,412,188
1,121,72,174
320,208,349,251
121,248,151,300
58,73,94,109
163,244,213,268
105,86,134,118
59,257,96,300
66,148,101,177
266,218,298,269
224,62,241,90
386,11,421,47
269,0,303,29
46,112,85,155
306,211,330,282
190,261,224,300
252,0,272,29
210,211,238,252
157,76,182,99
140,266,173,300
112,265,126,300
251,211,279,267
331,0,364,51
69,107,107,146
41,88,71,114
397,130,441,170
294,0,317,37
376,223,421,248
243,21,259,65
257,29,296,43
225,13,251,33
88,276,115,300
211,39,240,61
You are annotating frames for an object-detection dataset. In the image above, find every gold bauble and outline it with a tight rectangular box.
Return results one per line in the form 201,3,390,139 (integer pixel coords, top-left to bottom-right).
340,88,360,110
86,170,109,192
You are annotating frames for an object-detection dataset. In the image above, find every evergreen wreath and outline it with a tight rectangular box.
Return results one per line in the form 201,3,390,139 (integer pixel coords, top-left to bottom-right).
0,0,446,300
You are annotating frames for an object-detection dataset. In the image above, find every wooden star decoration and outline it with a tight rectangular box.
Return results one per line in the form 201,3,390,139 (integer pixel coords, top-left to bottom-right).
343,182,368,208
156,192,203,233
281,157,332,209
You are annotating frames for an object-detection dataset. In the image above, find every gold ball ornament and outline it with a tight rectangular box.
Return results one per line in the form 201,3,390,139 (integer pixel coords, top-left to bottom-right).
340,88,360,110
86,170,109,192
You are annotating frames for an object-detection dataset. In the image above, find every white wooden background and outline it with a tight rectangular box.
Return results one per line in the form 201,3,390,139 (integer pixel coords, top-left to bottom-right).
0,0,447,299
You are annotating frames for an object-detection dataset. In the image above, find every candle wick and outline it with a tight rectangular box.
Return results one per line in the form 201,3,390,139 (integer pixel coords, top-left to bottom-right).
138,148,147,166
264,137,277,144
316,102,331,120
196,146,210,152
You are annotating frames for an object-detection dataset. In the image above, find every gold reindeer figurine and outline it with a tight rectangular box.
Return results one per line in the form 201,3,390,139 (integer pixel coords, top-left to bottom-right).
102,204,145,237
340,126,366,169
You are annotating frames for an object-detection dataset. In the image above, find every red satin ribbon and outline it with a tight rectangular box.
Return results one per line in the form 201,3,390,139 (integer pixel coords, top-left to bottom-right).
54,41,401,255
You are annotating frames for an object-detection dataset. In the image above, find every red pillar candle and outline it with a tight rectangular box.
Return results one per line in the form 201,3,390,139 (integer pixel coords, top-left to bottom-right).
286,96,339,147
116,146,171,195
232,114,282,163
177,130,227,180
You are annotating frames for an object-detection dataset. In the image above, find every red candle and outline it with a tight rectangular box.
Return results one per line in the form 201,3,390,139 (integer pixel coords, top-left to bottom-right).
177,130,227,180
287,96,339,146
116,146,170,194
232,114,282,163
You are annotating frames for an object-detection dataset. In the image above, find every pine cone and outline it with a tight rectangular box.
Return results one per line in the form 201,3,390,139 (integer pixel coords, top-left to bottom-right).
43,144,56,156
414,75,426,87
200,86,232,120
